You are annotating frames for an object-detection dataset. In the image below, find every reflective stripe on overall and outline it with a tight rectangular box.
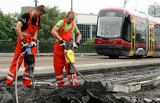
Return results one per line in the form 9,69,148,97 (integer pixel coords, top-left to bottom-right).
6,12,39,86
53,20,78,87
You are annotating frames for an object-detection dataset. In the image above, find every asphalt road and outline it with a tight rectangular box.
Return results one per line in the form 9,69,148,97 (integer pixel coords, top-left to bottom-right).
2,54,160,69
1,54,160,77
1,54,127,69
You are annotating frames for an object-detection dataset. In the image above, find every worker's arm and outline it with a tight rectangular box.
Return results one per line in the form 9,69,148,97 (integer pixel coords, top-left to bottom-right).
15,21,28,47
72,23,82,48
51,25,62,41
30,30,38,46
15,21,23,40
76,31,82,43
74,23,82,43
33,30,38,39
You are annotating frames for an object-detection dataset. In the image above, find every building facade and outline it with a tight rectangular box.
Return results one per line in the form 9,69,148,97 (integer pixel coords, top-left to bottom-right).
74,13,97,43
21,6,34,13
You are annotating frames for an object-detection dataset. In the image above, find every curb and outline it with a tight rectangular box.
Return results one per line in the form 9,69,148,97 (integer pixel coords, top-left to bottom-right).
106,75,160,93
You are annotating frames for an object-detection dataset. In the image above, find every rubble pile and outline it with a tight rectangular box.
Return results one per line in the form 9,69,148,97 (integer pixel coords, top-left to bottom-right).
0,82,119,103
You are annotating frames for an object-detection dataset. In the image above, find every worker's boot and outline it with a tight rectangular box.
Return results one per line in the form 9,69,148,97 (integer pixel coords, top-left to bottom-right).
5,73,15,85
68,73,79,86
57,82,65,87
5,78,13,85
70,82,79,86
22,77,32,87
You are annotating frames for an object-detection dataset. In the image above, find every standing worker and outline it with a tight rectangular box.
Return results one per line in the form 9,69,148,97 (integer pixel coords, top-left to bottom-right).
51,11,82,87
5,5,46,87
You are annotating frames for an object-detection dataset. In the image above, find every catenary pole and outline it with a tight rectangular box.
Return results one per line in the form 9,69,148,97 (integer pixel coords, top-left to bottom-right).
34,0,38,8
71,0,73,11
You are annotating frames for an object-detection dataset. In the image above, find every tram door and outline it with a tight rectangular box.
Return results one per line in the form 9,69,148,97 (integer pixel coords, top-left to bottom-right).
129,17,136,56
147,22,154,56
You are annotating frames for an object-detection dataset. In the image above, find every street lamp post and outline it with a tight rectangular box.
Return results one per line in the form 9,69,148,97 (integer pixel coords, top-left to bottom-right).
153,1,158,17
124,0,130,8
34,0,38,8
71,0,73,11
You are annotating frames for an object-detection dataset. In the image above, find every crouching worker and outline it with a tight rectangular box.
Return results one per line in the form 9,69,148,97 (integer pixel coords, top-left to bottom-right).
5,5,46,87
51,11,82,87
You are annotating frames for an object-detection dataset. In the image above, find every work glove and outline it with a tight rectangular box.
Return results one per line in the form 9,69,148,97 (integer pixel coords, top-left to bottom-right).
73,42,80,48
21,39,27,48
31,39,37,46
59,39,65,46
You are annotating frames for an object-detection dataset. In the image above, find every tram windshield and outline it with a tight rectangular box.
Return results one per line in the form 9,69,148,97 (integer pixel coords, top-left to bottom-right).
97,17,122,38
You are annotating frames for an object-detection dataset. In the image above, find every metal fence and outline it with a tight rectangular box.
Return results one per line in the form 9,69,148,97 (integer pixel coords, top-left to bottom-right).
0,41,96,53
0,41,15,52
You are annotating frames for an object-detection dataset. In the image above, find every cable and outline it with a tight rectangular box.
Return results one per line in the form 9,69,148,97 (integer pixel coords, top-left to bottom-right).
15,51,26,103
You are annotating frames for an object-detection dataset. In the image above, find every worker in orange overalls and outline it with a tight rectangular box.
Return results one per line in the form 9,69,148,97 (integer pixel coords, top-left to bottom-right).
51,11,82,87
5,5,46,87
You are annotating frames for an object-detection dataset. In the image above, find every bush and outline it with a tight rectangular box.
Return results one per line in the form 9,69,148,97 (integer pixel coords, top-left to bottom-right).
83,38,94,45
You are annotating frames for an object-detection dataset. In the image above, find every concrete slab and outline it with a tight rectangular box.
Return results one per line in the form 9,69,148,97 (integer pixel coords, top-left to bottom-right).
106,82,141,93
106,76,160,93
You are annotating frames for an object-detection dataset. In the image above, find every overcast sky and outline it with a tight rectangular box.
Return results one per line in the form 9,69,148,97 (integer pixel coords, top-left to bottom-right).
0,0,159,14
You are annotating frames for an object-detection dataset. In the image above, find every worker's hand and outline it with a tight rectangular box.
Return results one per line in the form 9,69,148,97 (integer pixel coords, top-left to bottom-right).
31,39,37,46
21,39,27,48
73,42,80,48
59,39,65,46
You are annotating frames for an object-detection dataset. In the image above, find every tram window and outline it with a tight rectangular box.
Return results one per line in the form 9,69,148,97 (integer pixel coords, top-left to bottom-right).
122,17,131,42
99,10,123,17
154,26,160,45
135,21,147,44
136,33,145,43
105,11,122,17
106,12,116,17
97,17,122,37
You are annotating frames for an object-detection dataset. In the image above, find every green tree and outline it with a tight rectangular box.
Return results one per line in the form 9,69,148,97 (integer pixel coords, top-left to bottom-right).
0,11,19,41
0,6,66,42
7,13,20,41
148,2,160,17
83,38,94,45
0,11,10,40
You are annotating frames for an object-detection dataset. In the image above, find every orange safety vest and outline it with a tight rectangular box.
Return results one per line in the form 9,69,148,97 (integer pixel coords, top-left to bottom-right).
21,12,39,42
59,20,74,41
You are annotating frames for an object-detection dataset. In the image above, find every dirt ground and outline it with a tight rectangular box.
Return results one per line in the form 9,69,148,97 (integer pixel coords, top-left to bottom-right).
1,64,160,103
0,82,120,103
1,81,160,103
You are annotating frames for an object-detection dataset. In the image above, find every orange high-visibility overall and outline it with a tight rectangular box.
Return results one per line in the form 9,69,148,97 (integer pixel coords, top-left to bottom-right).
5,12,39,86
53,20,78,87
